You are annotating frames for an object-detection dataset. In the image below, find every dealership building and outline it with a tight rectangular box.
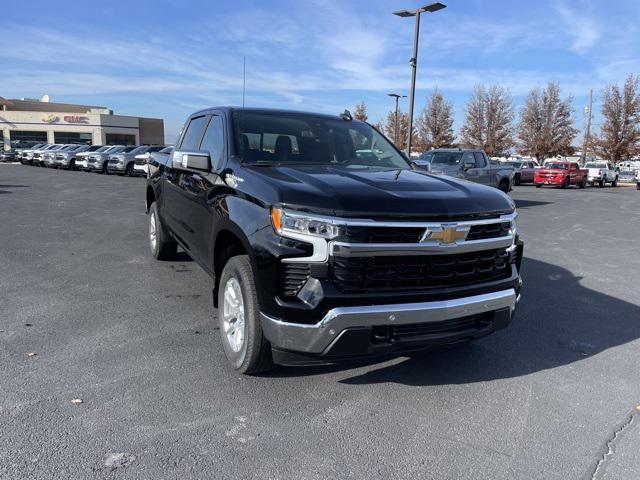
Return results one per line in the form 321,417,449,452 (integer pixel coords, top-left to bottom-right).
0,96,164,149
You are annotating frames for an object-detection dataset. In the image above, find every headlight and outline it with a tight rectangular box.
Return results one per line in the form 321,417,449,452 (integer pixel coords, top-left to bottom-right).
271,208,340,239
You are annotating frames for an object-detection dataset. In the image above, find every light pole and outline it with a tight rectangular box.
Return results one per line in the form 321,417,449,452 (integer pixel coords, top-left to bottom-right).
387,93,407,145
394,2,446,157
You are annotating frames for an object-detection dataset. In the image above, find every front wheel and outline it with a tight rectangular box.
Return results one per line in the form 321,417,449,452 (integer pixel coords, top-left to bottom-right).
599,178,605,188
148,203,177,260
579,179,586,189
125,162,134,177
514,174,521,186
498,179,510,193
611,176,618,187
218,255,274,374
561,177,569,189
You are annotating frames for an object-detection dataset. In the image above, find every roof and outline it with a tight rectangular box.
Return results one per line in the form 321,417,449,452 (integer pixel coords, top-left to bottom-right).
190,106,352,121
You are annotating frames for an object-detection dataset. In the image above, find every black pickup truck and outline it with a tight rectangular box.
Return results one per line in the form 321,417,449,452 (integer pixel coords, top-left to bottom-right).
146,107,523,374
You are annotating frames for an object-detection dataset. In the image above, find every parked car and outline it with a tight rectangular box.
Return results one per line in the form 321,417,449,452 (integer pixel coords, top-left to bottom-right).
86,145,129,173
134,146,172,177
503,160,537,185
107,145,160,176
618,170,637,184
52,144,93,169
20,143,50,165
43,144,78,168
415,148,514,193
146,107,524,374
76,146,116,171
534,161,588,188
585,161,619,187
0,150,17,162
32,144,65,166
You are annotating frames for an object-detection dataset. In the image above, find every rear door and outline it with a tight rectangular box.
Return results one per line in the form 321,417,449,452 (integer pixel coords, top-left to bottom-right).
473,151,493,186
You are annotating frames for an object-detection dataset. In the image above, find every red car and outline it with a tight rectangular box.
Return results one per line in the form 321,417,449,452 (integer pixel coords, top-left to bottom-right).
535,161,588,189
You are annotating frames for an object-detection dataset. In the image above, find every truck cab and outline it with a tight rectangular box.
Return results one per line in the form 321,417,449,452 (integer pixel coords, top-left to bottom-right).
146,107,524,374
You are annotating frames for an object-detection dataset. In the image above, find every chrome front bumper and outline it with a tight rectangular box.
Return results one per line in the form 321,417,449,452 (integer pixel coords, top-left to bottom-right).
261,288,518,354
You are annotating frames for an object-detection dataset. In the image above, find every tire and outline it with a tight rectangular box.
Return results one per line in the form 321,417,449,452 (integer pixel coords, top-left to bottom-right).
218,255,274,374
69,159,76,171
101,162,109,175
611,176,618,187
561,177,569,189
514,174,521,186
579,178,586,189
148,202,177,260
599,178,605,188
498,179,510,193
125,162,134,177
535,184,542,188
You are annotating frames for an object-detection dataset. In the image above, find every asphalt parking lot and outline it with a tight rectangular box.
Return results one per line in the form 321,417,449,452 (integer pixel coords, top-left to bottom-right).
1,164,639,480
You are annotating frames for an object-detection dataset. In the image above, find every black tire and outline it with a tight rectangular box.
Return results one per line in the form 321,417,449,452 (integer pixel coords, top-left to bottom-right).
599,178,605,188
561,177,569,189
498,179,510,193
218,255,274,374
125,162,134,177
69,159,76,171
579,178,586,189
148,202,177,260
514,174,521,186
611,176,618,187
535,184,542,188
101,162,109,175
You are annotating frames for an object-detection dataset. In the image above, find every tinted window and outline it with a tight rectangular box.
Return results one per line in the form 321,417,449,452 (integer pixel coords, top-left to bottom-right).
200,115,225,169
431,151,463,165
180,116,208,150
473,152,487,167
461,151,475,166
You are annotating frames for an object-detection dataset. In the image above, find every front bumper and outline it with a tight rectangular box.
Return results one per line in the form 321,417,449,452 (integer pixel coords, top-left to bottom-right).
262,288,518,363
133,164,148,176
107,162,126,172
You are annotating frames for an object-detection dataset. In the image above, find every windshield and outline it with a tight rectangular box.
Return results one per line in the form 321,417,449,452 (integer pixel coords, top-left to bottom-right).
122,146,139,153
547,163,569,170
109,146,126,154
503,161,522,167
585,163,607,168
232,111,410,170
160,147,174,154
96,146,111,152
429,151,464,165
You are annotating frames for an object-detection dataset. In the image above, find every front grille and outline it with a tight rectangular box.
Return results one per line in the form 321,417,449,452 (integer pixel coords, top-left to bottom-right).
372,312,492,343
466,222,510,241
108,159,119,165
280,264,311,297
330,248,510,293
339,226,425,243
135,158,147,165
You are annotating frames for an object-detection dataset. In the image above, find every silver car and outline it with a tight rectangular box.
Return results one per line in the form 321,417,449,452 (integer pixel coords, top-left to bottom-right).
86,145,130,173
76,146,117,171
32,144,65,167
43,144,78,168
53,145,93,169
132,146,170,176
107,145,161,176
16,143,47,163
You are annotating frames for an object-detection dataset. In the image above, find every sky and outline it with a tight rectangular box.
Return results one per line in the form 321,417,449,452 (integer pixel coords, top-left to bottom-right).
2,0,639,144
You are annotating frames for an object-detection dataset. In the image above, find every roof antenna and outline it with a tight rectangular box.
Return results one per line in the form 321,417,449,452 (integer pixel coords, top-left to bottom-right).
242,56,246,109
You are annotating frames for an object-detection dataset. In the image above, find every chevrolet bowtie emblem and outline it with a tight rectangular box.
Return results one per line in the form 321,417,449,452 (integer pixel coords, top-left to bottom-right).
421,226,469,244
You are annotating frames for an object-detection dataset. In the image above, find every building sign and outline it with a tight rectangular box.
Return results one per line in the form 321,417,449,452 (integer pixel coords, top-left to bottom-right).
42,114,59,123
63,115,89,124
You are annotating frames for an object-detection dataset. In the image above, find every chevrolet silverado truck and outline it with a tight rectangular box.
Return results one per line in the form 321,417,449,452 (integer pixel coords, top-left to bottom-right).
414,148,514,193
146,108,524,374
534,161,587,188
585,161,618,187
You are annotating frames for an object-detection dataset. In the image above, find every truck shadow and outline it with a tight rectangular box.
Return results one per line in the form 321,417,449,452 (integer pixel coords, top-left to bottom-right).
338,257,640,386
0,184,30,195
272,258,640,384
513,199,553,209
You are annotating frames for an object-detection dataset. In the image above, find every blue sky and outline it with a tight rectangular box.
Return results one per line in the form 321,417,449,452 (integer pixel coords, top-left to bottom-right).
3,0,639,143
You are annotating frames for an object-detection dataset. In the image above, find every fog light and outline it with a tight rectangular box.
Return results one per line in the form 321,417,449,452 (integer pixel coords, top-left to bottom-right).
297,277,324,309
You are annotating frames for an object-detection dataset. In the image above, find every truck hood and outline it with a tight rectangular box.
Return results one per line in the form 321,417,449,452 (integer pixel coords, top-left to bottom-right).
244,165,514,219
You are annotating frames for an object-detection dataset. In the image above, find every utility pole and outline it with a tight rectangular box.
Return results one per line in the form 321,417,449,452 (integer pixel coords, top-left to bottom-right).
581,89,593,165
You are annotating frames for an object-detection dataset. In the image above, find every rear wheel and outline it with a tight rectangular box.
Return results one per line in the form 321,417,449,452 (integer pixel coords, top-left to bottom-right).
611,176,618,187
218,255,274,374
148,203,177,260
535,184,542,188
599,178,605,188
498,179,510,193
514,174,521,186
579,178,587,189
561,177,569,189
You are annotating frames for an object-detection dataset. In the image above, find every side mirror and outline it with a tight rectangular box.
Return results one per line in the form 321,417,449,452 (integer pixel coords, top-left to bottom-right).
462,159,475,170
173,150,211,171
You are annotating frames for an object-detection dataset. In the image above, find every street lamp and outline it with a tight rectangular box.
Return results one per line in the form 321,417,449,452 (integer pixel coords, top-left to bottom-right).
387,93,407,145
393,2,446,157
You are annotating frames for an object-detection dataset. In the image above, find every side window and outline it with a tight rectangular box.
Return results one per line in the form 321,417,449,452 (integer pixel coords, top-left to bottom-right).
199,115,225,169
461,151,475,166
179,116,208,150
473,151,486,168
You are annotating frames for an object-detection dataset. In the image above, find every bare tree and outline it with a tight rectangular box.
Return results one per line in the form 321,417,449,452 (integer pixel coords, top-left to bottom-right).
461,84,515,156
354,101,368,122
595,74,640,162
416,88,455,150
384,109,414,151
518,83,577,161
